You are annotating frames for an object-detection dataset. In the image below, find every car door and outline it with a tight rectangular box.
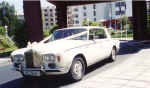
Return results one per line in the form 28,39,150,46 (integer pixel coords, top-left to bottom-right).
91,28,112,62
71,32,97,66
86,28,106,64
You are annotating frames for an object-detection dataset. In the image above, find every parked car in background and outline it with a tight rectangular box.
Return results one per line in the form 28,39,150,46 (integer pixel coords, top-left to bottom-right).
11,26,120,81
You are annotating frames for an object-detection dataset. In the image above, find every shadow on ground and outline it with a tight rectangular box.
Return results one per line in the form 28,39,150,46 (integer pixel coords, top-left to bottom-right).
1,59,112,88
118,40,150,55
0,52,11,58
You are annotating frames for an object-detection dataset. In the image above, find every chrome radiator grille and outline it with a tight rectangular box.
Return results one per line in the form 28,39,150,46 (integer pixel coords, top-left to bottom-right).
24,49,34,68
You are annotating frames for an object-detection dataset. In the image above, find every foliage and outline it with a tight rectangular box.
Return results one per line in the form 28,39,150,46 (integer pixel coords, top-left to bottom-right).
43,24,59,38
120,15,128,24
49,24,59,34
0,32,18,53
0,1,18,36
0,26,6,36
43,29,50,37
120,15,132,30
128,19,133,30
82,20,89,26
111,32,133,38
0,37,15,48
13,22,28,48
82,20,103,26
110,29,133,38
0,1,27,50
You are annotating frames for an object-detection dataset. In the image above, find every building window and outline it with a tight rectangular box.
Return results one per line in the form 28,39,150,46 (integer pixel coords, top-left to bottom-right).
45,19,48,21
50,9,52,12
116,10,125,15
44,9,47,12
51,23,53,25
50,14,53,17
83,12,87,16
75,20,79,24
75,14,78,18
44,14,48,16
46,23,49,26
93,11,96,16
94,18,96,21
74,8,78,11
115,2,126,7
93,4,96,9
120,2,126,6
72,20,74,24
50,18,53,21
83,6,86,10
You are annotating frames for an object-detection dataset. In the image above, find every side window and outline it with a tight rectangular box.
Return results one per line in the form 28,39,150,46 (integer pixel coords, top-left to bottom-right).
89,28,107,39
72,34,87,40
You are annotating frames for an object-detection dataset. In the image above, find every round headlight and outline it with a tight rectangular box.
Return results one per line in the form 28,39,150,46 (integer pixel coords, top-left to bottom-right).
42,54,56,63
13,55,24,63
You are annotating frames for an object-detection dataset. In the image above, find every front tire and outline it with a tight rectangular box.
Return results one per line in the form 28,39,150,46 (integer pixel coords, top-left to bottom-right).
69,57,86,81
109,47,117,61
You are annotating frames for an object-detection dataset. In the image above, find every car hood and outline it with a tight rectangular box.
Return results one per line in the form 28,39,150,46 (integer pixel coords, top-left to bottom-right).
11,39,87,56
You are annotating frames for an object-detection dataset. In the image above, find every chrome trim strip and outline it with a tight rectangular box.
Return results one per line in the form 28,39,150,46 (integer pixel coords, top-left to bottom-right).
12,66,65,72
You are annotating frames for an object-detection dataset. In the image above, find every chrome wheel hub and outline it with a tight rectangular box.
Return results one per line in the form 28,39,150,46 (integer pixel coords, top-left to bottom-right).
73,61,83,79
112,49,116,60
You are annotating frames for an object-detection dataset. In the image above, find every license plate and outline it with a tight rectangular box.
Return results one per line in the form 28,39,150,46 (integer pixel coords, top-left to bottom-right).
23,71,41,76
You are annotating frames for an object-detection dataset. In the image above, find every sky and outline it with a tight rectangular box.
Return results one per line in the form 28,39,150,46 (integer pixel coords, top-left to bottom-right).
0,0,54,14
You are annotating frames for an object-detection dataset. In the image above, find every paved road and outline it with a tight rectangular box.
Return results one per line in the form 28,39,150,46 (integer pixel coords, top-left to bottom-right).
0,41,149,88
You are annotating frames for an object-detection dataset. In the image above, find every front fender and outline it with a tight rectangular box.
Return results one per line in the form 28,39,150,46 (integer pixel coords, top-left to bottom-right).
61,48,85,72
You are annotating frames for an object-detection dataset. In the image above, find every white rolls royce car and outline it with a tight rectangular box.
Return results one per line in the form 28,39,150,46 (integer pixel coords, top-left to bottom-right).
11,26,120,81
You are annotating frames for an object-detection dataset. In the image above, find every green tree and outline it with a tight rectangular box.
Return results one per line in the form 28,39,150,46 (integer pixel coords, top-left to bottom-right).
43,29,50,37
49,24,59,34
120,15,132,30
0,1,18,36
0,26,6,36
82,20,103,26
43,24,59,38
14,22,28,48
82,20,89,26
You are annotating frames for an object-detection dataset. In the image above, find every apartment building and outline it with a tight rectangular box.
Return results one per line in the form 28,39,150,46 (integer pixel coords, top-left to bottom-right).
41,1,132,29
67,1,132,28
42,6,57,29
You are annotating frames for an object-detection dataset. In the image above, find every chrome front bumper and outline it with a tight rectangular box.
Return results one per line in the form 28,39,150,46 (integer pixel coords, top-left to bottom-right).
12,65,69,76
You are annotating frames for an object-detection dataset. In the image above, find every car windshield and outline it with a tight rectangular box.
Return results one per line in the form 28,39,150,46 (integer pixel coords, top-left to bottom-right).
45,28,87,42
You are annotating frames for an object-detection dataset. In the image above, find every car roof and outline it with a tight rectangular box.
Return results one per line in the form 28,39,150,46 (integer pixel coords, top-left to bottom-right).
56,26,106,31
